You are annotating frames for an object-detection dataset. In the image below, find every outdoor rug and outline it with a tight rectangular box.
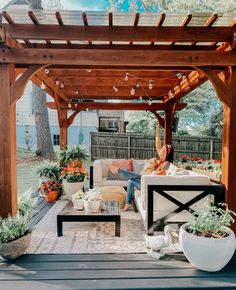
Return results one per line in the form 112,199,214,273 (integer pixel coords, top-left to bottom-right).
26,200,181,254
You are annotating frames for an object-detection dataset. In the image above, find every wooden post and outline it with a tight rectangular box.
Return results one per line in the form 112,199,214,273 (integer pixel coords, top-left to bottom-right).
59,109,68,148
0,64,17,218
210,138,214,159
221,67,236,232
164,110,172,145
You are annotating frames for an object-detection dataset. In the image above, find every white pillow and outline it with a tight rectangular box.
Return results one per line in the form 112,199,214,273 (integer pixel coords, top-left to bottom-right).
166,163,178,176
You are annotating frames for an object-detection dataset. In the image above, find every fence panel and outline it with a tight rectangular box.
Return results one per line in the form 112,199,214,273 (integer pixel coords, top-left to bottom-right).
90,132,222,161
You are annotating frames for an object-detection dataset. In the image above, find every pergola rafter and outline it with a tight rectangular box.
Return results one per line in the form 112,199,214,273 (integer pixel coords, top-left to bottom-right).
0,9,236,231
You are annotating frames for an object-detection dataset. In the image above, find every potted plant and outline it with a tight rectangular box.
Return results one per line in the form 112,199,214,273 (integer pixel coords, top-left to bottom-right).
37,180,61,202
61,167,87,200
36,160,62,184
0,189,36,260
59,144,89,168
179,203,236,272
83,188,102,213
72,190,85,210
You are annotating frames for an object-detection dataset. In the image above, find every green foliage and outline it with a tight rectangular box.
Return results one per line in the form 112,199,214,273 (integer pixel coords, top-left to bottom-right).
58,145,89,166
36,160,62,181
61,167,87,183
0,189,37,244
187,204,236,238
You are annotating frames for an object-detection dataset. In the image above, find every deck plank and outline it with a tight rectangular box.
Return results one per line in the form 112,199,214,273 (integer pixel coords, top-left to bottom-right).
0,253,235,290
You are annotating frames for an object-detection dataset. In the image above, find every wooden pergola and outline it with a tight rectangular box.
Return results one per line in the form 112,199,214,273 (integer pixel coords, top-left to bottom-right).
0,10,235,228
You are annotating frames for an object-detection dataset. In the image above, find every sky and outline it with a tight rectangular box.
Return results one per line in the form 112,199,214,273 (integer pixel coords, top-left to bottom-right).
60,0,110,11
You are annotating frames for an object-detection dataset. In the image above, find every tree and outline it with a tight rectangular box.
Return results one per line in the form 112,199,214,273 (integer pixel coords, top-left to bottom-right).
29,0,62,159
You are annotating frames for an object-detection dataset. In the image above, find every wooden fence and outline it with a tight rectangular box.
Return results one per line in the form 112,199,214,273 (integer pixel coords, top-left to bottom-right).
90,132,222,161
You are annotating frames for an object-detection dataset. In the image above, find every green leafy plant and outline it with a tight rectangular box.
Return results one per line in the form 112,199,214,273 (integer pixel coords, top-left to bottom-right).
58,145,89,166
36,160,62,181
0,189,37,244
37,180,61,195
187,204,236,238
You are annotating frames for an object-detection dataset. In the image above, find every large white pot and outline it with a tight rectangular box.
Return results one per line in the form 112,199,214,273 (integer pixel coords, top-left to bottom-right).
63,180,84,200
0,232,32,260
179,223,236,272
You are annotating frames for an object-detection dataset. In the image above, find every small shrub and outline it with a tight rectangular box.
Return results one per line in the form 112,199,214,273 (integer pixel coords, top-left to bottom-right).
36,160,62,181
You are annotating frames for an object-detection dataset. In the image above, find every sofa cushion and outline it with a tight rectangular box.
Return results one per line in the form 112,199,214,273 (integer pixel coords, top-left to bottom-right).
107,169,129,181
132,160,149,174
100,159,128,177
111,160,133,172
94,177,128,187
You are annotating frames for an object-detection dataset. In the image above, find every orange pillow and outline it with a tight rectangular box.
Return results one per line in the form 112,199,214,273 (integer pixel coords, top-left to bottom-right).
111,160,133,172
152,170,167,176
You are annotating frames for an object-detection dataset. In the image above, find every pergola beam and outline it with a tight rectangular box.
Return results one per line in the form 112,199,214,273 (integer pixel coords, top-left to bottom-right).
1,48,235,66
46,101,186,111
5,25,235,42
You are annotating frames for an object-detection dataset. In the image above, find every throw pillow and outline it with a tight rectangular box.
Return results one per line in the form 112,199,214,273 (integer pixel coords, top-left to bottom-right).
141,158,159,175
132,160,148,174
111,160,133,171
107,169,129,181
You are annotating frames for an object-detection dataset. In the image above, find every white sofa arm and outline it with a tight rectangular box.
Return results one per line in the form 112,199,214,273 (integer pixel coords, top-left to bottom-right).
93,160,103,183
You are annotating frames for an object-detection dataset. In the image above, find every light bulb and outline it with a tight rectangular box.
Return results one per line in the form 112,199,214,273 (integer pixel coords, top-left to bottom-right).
148,99,152,106
68,102,72,108
55,79,59,85
60,83,64,89
136,81,141,88
75,91,79,95
176,72,182,79
168,90,174,98
182,74,187,81
40,81,46,90
130,86,135,95
139,96,142,100
113,85,118,93
148,80,153,90
44,69,49,74
87,69,92,73
125,73,129,82
86,107,89,111
75,103,78,108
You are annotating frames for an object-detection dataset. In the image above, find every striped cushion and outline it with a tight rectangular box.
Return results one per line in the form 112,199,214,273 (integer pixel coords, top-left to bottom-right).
107,169,129,181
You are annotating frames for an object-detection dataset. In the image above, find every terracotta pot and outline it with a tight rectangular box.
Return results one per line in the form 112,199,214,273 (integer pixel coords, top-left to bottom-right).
44,190,58,202
69,159,82,168
63,180,84,200
0,232,32,260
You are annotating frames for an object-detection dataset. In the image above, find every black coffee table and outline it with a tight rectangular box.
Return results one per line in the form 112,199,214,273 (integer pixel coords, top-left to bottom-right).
57,201,121,237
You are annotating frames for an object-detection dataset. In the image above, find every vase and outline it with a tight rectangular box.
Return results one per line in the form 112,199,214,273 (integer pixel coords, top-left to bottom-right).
63,180,84,200
179,223,236,272
0,232,32,260
72,198,84,210
84,200,101,213
44,190,58,202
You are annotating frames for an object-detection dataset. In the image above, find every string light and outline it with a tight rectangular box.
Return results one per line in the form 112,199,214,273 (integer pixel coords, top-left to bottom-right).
113,85,119,93
44,69,49,74
182,74,187,81
125,73,129,82
68,102,72,108
75,103,78,108
139,96,142,100
168,90,174,98
130,86,136,95
40,81,46,90
176,72,183,79
148,80,153,90
86,69,92,73
60,82,64,89
75,91,79,95
86,107,89,111
148,99,152,106
55,79,59,85
136,81,141,88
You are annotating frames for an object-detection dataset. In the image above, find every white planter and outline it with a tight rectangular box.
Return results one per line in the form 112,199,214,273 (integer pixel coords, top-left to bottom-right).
72,198,84,210
0,232,32,260
63,180,84,200
179,223,236,272
84,200,101,213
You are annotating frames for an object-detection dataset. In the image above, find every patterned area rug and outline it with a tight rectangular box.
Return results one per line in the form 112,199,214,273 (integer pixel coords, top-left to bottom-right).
26,200,181,254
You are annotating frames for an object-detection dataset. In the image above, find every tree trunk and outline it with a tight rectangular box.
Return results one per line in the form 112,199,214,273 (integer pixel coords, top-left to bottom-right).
30,0,55,159
32,85,55,159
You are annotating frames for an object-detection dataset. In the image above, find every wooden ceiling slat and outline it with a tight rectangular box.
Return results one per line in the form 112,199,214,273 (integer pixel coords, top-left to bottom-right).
28,11,51,45
130,13,140,45
5,25,234,42
212,18,236,47
151,13,165,45
3,11,31,45
82,12,92,46
171,14,192,46
109,12,113,45
55,11,71,45
191,13,218,46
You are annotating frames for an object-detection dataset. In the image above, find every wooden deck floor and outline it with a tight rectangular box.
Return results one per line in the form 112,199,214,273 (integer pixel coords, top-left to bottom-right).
0,253,236,290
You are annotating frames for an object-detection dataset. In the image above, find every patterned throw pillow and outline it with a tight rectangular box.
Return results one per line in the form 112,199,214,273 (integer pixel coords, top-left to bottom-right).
111,160,133,171
107,169,129,181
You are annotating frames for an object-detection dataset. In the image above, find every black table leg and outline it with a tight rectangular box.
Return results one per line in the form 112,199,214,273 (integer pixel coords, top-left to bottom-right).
57,216,63,237
115,217,121,237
